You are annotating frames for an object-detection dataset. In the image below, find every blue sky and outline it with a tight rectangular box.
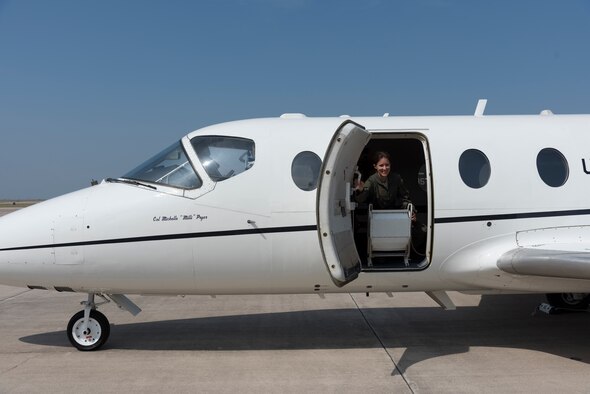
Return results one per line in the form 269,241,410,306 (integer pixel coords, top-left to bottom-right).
1,0,589,199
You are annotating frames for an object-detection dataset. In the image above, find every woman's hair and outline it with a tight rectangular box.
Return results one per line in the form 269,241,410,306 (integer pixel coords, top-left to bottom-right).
372,151,391,165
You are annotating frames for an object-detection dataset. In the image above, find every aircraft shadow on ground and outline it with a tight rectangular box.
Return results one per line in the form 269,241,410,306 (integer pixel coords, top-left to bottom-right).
20,294,590,370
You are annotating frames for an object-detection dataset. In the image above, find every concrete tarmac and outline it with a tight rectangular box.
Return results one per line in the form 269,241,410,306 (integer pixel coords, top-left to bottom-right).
0,207,21,217
2,286,590,393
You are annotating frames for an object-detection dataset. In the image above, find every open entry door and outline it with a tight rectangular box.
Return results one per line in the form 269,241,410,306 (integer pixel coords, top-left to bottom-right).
317,121,370,287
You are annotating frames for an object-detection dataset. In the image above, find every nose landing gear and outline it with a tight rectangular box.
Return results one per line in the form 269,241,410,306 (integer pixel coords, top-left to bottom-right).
66,293,110,351
67,309,110,351
66,293,141,351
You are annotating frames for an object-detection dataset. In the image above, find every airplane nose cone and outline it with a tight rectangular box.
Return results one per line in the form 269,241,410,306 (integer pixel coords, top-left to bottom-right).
0,204,52,287
0,189,93,288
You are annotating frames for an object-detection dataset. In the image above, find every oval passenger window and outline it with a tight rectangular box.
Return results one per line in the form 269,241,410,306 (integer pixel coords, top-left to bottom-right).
458,149,491,189
291,151,322,191
536,148,569,187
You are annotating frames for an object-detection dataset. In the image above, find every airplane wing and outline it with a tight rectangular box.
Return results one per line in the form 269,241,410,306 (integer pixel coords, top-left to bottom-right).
496,225,590,280
498,246,590,280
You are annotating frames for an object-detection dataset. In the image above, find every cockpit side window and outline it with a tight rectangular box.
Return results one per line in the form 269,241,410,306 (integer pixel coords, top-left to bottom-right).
122,141,202,189
190,136,255,182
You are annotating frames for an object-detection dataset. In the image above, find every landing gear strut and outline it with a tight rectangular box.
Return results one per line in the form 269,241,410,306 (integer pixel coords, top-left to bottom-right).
66,293,110,351
66,293,141,351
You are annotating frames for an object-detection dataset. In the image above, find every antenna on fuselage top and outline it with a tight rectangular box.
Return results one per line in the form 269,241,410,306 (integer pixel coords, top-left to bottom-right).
474,99,487,116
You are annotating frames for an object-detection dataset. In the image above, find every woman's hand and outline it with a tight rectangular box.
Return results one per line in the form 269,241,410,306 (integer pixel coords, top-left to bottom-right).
354,179,364,192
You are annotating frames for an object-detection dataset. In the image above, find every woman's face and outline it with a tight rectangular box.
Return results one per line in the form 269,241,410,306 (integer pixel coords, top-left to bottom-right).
374,157,391,178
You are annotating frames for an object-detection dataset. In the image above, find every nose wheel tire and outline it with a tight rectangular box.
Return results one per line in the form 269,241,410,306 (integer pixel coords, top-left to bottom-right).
67,309,110,351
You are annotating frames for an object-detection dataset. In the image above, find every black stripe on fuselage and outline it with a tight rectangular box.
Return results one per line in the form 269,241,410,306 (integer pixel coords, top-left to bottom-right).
4,208,589,252
434,208,590,224
0,225,318,252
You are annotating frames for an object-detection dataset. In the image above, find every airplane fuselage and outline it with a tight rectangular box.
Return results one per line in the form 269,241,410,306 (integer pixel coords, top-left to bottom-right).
2,113,590,297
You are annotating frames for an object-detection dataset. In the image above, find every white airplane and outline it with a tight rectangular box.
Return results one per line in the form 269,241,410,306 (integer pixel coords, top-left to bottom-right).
1,100,589,351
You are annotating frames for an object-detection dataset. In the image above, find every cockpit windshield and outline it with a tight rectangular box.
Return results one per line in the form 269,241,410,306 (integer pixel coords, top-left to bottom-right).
122,141,202,189
191,136,255,182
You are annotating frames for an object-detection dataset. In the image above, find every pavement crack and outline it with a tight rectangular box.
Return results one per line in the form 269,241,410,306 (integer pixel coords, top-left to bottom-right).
349,293,416,394
0,289,32,305
0,355,36,376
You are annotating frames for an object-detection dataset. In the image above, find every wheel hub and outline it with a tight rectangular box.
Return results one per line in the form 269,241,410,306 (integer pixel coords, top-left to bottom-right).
72,318,102,346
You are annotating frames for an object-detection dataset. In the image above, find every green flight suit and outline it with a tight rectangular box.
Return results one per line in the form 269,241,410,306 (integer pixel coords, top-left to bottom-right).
355,172,411,209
